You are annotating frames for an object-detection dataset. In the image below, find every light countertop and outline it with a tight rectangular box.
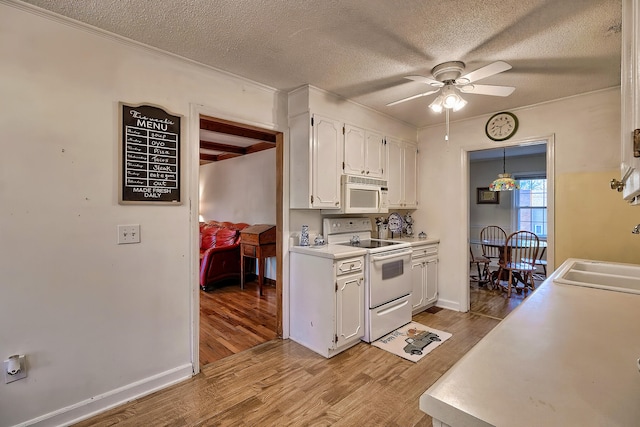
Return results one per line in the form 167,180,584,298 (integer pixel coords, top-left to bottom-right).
289,244,366,260
420,258,640,427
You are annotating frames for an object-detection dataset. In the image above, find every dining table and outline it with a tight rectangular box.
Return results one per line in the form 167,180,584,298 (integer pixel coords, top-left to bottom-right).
470,238,547,288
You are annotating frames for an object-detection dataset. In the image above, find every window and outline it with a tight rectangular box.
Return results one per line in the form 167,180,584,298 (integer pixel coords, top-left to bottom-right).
514,177,547,238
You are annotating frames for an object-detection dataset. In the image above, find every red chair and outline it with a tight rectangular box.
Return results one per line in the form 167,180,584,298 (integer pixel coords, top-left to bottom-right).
199,221,249,290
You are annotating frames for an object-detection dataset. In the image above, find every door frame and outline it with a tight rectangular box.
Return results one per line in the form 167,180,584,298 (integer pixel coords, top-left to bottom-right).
188,103,285,373
462,134,555,312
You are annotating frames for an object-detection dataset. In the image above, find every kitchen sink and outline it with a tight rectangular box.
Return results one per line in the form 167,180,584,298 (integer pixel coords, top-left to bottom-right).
554,259,640,295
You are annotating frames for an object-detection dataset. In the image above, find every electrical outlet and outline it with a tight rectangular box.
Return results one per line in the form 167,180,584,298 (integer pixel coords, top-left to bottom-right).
4,355,27,384
117,224,141,244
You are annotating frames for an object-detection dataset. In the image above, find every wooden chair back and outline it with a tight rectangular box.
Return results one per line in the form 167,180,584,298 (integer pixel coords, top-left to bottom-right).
503,231,540,271
480,226,507,259
494,231,541,298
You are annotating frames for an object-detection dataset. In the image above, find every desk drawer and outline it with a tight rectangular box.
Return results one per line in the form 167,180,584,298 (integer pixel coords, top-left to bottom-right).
242,245,257,257
242,234,260,246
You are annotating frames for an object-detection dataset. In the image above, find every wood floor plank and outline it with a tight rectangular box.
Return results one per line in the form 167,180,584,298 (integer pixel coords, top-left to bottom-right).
77,284,521,427
199,280,277,366
76,293,506,426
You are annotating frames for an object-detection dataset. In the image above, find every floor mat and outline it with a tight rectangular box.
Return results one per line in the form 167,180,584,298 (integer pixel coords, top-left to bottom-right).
371,321,452,362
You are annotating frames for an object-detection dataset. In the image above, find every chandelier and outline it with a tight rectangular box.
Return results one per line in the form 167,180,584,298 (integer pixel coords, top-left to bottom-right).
489,148,519,191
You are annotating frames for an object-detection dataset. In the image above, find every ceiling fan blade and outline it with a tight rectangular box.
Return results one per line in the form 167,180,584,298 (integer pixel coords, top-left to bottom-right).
458,84,515,97
458,61,512,84
386,89,440,106
405,75,444,87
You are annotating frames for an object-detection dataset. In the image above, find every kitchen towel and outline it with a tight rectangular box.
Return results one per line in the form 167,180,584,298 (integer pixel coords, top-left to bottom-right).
371,321,452,362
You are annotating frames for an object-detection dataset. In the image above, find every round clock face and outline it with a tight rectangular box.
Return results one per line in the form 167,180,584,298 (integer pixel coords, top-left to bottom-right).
485,112,518,141
387,213,403,233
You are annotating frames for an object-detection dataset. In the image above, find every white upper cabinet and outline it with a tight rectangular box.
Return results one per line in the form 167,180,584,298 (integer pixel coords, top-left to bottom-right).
620,0,640,202
387,137,418,209
289,112,342,209
343,124,385,179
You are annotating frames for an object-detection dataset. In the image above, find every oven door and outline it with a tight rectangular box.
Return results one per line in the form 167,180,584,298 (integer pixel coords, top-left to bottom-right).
368,248,412,308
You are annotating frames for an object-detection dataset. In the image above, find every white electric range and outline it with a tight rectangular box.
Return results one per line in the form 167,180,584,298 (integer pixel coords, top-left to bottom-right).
323,217,413,342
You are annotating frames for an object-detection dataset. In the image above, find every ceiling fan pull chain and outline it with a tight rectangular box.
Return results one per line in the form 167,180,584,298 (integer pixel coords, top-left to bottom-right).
445,109,450,141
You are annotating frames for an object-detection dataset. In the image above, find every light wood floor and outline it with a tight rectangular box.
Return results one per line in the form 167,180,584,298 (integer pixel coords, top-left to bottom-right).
74,306,499,426
200,279,277,366
469,272,546,320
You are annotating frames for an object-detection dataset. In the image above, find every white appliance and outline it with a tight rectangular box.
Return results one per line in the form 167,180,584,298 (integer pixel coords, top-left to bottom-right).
323,217,412,342
322,175,388,214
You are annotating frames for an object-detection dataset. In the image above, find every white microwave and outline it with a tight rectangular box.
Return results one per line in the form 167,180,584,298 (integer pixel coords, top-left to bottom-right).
323,175,388,214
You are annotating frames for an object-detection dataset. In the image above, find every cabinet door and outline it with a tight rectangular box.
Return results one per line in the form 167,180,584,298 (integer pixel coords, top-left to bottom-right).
365,130,385,178
403,143,418,208
386,137,403,207
335,273,364,348
343,124,366,176
424,257,438,305
312,114,342,208
621,0,640,201
411,258,425,312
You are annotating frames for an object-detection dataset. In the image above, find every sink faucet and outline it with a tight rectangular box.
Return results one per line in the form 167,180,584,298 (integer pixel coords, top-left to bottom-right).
633,224,640,234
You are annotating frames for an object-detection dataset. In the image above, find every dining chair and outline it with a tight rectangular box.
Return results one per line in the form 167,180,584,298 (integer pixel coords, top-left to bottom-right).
495,231,540,297
522,244,547,276
480,225,507,262
469,246,490,283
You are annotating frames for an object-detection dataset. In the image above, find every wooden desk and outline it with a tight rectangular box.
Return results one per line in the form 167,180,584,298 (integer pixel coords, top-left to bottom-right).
240,224,276,295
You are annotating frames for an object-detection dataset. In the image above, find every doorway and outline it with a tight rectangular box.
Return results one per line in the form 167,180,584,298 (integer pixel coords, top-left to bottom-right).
465,136,555,316
191,111,284,370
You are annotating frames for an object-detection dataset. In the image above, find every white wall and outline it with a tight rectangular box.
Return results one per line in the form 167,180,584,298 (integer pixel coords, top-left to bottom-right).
417,88,625,312
0,3,284,426
199,150,277,224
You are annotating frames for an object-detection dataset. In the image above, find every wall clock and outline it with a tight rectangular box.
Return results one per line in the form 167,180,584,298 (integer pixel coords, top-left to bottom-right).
485,111,518,141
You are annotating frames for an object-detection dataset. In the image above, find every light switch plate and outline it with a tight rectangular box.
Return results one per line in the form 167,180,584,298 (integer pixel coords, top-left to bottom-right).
117,224,141,244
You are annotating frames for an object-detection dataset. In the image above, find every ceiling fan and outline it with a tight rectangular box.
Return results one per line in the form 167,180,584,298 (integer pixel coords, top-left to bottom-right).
386,60,515,110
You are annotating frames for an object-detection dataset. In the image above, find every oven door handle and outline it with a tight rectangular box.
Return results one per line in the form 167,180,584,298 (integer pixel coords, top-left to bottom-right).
370,250,412,262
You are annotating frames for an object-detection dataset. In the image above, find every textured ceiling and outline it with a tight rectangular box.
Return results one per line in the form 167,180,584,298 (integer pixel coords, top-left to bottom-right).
20,0,622,128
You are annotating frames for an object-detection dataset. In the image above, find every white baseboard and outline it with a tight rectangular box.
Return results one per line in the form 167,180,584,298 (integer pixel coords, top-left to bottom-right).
435,299,460,312
19,364,193,427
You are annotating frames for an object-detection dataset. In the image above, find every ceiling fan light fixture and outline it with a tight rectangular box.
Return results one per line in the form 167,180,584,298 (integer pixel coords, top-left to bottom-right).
429,94,444,113
440,85,467,111
452,97,467,112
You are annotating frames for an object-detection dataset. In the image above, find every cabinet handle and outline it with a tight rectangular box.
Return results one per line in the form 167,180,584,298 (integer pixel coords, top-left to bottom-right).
361,170,365,174
335,202,339,206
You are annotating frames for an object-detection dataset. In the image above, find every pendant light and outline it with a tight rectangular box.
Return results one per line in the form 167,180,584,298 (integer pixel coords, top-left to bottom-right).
489,148,519,191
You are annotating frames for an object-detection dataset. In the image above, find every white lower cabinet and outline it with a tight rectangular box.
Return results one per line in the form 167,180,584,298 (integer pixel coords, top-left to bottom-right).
290,252,364,358
411,243,438,314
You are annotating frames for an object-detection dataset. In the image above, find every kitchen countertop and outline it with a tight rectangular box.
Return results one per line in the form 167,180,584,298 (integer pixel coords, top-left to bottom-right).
419,258,640,426
289,244,366,259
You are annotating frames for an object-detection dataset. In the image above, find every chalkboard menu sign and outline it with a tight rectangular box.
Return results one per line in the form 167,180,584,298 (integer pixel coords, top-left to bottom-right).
119,103,182,204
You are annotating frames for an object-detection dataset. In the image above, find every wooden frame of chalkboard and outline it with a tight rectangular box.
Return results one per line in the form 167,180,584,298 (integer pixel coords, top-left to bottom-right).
119,102,183,205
